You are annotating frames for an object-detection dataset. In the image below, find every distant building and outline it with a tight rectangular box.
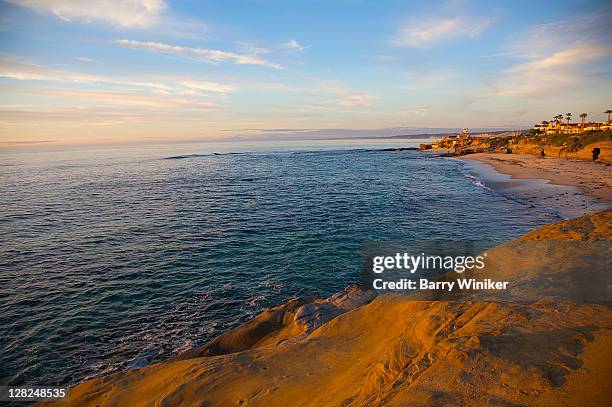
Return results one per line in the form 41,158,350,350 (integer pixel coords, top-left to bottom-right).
585,122,612,131
533,120,611,135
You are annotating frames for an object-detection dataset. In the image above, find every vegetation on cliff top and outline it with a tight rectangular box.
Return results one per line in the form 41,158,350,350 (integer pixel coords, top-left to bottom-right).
527,130,611,148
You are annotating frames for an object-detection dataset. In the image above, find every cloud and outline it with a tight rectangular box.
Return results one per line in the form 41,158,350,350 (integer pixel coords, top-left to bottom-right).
0,58,115,83
0,57,237,94
0,139,56,145
237,42,271,55
0,86,221,135
493,43,612,97
308,81,379,110
29,87,220,109
335,94,377,107
392,15,495,47
0,103,219,126
369,54,399,61
76,57,98,63
0,56,233,136
0,101,225,143
7,0,166,27
174,80,235,93
403,106,430,116
507,43,612,75
319,81,355,96
114,39,281,69
492,11,612,97
501,11,612,60
279,40,305,52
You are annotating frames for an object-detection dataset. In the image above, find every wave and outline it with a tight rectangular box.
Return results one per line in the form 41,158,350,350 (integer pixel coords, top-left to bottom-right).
456,159,567,220
164,152,248,160
163,153,212,160
163,148,423,160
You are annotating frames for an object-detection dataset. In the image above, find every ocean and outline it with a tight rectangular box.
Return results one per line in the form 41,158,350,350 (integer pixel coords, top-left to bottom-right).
0,139,561,386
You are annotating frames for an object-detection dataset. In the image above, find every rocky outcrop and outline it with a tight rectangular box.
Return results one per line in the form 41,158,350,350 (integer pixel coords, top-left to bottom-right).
510,139,612,163
175,284,375,360
520,210,612,241
425,131,612,164
293,284,376,332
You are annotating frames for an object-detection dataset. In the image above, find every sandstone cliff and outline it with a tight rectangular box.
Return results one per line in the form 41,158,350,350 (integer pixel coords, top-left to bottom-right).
430,131,612,164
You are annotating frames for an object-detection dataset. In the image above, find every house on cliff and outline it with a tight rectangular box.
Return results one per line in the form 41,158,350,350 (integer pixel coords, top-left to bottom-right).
534,119,612,135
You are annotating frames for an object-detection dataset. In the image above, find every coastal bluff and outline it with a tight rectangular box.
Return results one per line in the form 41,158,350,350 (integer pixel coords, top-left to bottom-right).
42,212,612,407
421,130,612,164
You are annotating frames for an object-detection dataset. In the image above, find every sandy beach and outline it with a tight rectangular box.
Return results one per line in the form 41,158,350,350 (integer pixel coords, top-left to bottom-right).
462,153,612,219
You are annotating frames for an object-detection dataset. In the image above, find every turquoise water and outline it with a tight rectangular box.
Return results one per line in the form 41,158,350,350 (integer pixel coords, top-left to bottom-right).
0,140,561,386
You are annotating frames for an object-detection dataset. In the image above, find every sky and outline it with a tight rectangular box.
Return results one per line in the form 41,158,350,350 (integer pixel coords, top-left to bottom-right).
0,0,611,146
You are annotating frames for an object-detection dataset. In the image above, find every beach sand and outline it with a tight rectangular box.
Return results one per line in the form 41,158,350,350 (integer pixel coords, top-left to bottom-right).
462,153,612,219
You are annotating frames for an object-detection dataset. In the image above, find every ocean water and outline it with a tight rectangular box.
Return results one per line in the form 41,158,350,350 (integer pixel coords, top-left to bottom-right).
0,140,561,386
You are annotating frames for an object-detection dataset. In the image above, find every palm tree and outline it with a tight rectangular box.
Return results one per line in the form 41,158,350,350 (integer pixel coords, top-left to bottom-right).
579,113,587,132
565,113,571,125
605,109,612,123
554,114,564,133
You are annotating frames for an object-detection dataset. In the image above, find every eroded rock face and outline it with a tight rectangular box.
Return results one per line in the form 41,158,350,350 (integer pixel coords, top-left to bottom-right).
48,295,612,407
176,284,375,360
294,284,376,332
520,210,612,241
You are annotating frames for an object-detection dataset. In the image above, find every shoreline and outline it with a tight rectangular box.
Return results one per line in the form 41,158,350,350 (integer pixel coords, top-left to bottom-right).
461,153,611,219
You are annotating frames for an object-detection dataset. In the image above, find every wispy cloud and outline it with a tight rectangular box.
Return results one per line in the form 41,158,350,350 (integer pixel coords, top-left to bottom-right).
0,55,236,137
0,139,56,145
335,94,377,107
279,40,305,52
492,12,612,97
114,39,282,69
76,56,98,63
29,87,220,110
392,15,495,47
500,12,612,60
493,43,612,97
403,106,430,116
7,0,166,27
369,54,399,61
174,80,235,93
507,44,611,75
236,42,271,55
309,81,379,110
0,57,237,94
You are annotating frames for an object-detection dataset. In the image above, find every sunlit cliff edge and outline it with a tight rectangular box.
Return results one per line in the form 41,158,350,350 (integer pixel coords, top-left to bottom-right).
43,211,611,407
421,130,612,164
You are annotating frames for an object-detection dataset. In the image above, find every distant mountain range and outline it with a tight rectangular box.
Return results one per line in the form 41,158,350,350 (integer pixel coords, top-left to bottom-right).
223,127,519,141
